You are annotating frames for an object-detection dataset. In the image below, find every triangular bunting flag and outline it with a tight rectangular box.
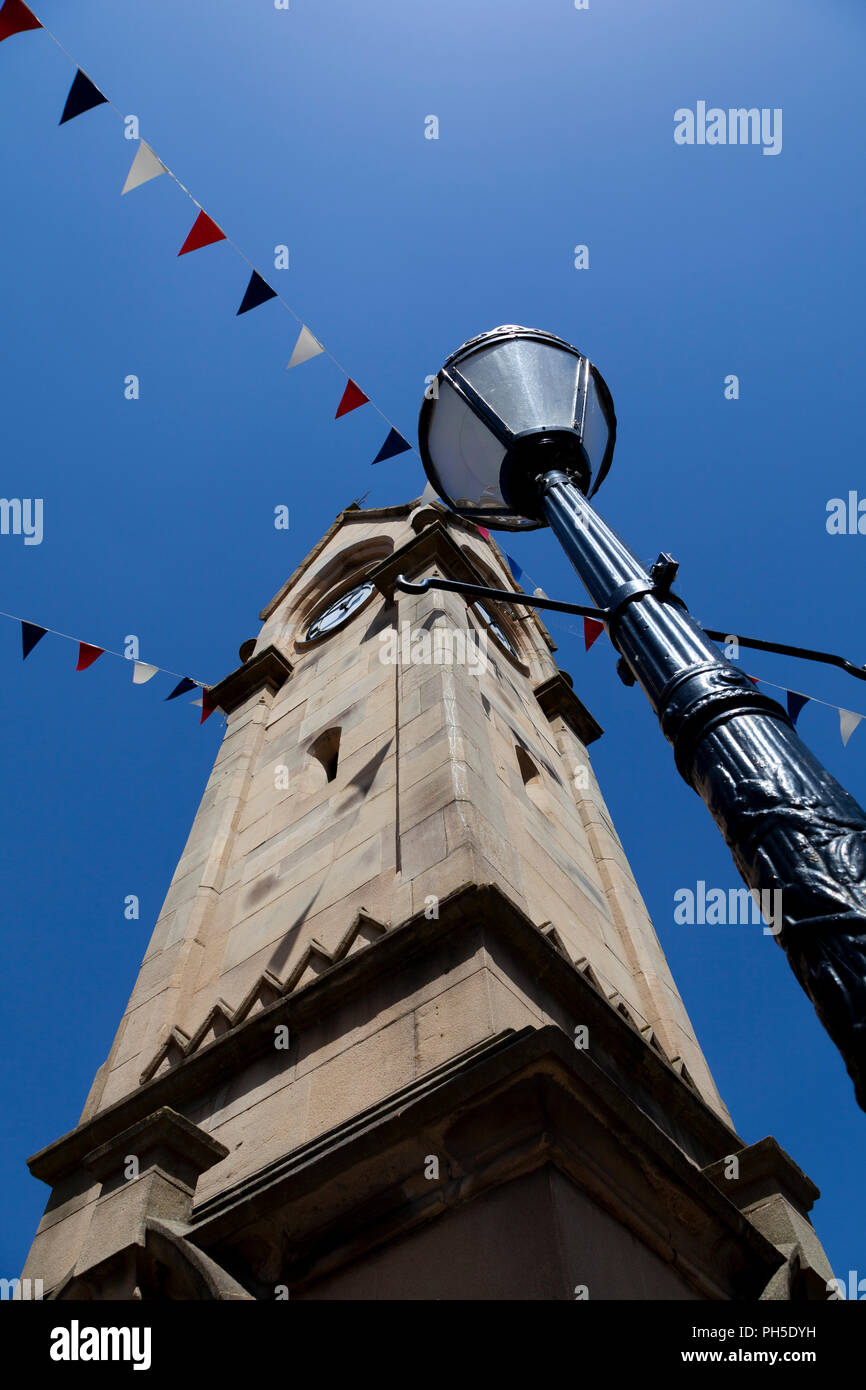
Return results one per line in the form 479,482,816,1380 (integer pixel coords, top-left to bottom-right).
132,661,159,685
122,140,167,196
166,677,196,701
335,380,369,418
200,689,217,724
786,691,810,726
420,481,439,503
76,642,103,671
21,621,46,659
584,617,604,651
0,0,41,43
60,70,108,125
505,553,523,584
747,675,760,685
372,428,411,464
286,326,323,369
237,270,277,316
178,210,225,256
840,709,863,747
476,525,490,540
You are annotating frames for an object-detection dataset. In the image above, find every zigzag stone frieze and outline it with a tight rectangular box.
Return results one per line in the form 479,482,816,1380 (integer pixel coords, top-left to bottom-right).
138,906,673,1087
138,909,389,1085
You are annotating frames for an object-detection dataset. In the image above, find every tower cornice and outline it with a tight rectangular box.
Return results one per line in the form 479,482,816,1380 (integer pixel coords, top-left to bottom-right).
207,644,293,715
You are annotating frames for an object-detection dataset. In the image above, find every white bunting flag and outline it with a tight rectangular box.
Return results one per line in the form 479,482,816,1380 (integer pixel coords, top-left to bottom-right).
286,325,324,370
132,661,159,684
420,481,439,503
122,141,168,196
840,708,863,747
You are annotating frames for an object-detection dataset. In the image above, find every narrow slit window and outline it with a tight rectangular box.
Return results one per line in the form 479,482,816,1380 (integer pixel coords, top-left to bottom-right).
516,745,548,814
306,727,341,789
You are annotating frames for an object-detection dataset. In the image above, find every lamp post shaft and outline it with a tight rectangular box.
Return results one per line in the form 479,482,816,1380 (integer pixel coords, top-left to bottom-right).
539,469,866,1111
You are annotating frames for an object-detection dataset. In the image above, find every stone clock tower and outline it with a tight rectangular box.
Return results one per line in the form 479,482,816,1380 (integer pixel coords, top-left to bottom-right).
23,499,833,1300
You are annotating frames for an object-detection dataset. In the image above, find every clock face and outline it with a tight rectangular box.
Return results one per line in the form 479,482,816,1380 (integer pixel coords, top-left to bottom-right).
474,602,519,661
305,582,374,641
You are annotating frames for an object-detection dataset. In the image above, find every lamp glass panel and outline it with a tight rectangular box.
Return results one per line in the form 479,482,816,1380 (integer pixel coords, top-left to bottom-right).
580,374,610,473
426,379,508,513
459,338,581,434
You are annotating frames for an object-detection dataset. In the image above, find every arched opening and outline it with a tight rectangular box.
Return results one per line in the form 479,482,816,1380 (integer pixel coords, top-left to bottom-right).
283,537,394,645
516,745,549,815
301,728,341,793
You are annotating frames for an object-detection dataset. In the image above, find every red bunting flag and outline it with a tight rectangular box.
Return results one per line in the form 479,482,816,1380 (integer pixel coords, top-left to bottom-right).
584,617,604,651
76,643,104,671
335,380,369,418
200,689,217,724
178,210,225,257
0,0,40,42
476,525,490,540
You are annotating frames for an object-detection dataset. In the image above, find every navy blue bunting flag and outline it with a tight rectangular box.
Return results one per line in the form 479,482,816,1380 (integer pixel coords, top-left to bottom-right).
505,553,523,584
372,428,411,464
787,691,810,726
21,621,46,659
60,69,108,125
165,677,197,701
237,271,277,316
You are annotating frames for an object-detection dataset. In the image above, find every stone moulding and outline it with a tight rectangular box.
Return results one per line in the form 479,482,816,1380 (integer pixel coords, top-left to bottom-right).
533,671,603,747
82,1106,229,1192
259,502,413,622
366,518,557,653
138,912,388,1085
49,1216,255,1301
187,1025,786,1301
28,884,741,1192
367,520,498,603
206,644,293,716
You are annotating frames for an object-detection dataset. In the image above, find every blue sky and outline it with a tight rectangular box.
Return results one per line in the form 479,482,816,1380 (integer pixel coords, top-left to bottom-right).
1,0,864,1283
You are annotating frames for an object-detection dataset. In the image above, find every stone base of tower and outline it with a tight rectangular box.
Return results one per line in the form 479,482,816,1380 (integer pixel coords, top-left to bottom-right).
25,884,832,1301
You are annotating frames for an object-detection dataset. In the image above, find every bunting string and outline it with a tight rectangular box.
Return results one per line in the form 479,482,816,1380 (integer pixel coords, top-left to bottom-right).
2,4,860,746
0,607,218,721
552,614,863,749
0,1,415,469
3,582,863,742
745,672,863,747
479,528,864,749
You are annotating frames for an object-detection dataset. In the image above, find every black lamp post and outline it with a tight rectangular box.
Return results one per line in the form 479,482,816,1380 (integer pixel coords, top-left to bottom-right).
416,324,866,1112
